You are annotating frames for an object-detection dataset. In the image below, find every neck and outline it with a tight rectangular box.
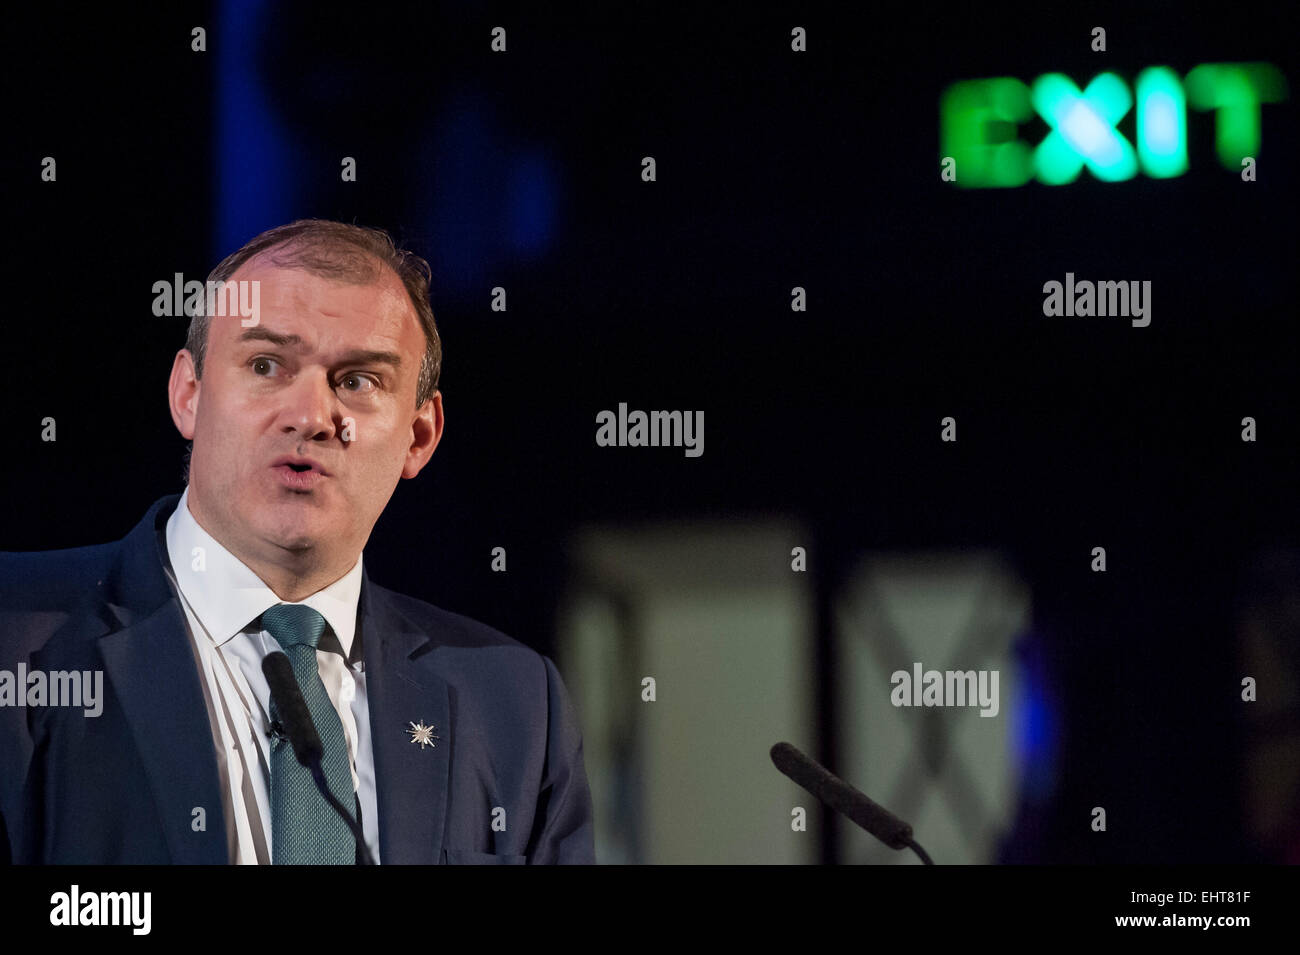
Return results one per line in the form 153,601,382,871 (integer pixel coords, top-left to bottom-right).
242,555,352,603
183,493,357,603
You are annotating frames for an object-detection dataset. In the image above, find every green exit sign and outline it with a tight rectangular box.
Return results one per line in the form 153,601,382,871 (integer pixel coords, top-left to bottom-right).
941,63,1287,187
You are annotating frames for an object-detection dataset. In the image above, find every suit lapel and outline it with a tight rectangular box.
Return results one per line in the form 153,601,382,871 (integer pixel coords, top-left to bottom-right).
361,574,451,864
93,494,228,864
98,599,230,864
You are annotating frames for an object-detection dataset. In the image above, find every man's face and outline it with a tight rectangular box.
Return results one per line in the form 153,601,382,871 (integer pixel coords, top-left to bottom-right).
168,255,443,574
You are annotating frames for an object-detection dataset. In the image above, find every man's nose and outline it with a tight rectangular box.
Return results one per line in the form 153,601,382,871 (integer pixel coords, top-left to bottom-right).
277,371,339,440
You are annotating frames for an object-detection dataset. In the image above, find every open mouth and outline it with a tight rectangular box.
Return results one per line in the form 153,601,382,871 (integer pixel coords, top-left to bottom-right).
272,460,328,489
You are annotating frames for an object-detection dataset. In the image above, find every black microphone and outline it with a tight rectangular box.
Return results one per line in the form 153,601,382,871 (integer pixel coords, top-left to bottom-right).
263,652,375,865
770,741,934,864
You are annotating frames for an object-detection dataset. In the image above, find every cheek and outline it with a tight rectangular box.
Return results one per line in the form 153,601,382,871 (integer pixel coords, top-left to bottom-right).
196,382,232,431
347,433,406,493
198,408,236,452
195,392,257,471
359,420,408,461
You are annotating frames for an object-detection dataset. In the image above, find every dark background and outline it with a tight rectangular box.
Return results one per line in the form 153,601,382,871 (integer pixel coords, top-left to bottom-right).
3,1,1296,863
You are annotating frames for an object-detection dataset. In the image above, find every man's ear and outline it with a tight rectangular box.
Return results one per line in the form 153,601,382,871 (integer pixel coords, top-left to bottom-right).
402,391,444,480
168,349,200,439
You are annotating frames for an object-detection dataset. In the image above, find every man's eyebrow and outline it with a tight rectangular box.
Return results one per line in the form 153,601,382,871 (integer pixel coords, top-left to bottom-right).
237,329,403,368
238,328,303,347
336,349,403,369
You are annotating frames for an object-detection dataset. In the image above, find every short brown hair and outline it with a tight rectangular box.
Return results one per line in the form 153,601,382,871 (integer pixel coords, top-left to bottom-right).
185,219,442,407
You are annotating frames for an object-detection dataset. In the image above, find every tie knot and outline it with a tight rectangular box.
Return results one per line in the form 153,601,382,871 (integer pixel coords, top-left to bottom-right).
261,603,328,651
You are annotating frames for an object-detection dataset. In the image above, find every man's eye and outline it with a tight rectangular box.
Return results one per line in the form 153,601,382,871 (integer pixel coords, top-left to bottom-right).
339,373,377,394
250,356,280,376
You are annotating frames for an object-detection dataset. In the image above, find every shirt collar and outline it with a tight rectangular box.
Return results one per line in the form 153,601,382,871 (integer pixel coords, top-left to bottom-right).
164,486,364,656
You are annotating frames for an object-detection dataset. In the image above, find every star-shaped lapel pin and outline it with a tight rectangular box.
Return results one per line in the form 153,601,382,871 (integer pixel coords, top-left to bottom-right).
407,720,441,749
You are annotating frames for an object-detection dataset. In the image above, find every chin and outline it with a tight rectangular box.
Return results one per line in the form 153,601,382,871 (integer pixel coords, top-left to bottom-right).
266,530,328,555
257,509,332,551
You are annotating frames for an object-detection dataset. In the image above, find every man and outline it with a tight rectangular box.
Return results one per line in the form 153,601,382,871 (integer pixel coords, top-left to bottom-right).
0,220,595,864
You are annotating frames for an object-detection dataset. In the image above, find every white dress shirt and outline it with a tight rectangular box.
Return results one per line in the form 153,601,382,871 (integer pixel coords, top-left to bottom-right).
161,486,381,864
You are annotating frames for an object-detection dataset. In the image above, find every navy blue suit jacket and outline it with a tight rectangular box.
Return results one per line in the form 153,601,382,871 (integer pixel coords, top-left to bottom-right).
0,494,595,864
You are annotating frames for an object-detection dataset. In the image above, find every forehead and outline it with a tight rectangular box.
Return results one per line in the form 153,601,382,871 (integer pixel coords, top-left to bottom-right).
216,255,421,353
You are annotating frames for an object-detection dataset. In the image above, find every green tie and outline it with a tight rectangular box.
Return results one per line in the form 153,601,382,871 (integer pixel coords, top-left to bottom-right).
262,603,357,865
